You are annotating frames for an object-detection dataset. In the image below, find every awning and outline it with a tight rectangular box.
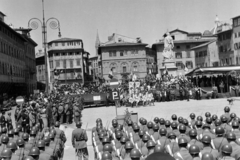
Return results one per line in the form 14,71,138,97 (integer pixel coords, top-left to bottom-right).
185,66,240,76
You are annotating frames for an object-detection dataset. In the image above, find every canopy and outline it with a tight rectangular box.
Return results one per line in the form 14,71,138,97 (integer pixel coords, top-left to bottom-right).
185,66,240,76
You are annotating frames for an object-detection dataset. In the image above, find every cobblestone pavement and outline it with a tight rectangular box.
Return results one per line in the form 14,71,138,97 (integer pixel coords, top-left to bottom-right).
8,98,240,160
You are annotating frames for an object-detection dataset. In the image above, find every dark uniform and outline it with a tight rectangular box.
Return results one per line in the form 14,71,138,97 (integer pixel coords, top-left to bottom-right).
58,105,64,124
64,104,70,124
74,105,81,124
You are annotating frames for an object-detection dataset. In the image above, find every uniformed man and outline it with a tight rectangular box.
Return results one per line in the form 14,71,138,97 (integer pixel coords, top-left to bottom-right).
72,121,88,160
200,135,219,160
0,111,6,128
57,104,64,124
6,112,13,131
36,140,54,160
220,116,232,133
15,138,29,160
226,132,240,159
0,135,10,153
165,120,172,134
221,106,231,122
232,121,240,139
0,148,13,160
188,129,203,150
219,144,235,160
73,104,81,124
120,141,134,160
212,126,228,152
189,113,196,128
28,147,41,160
158,128,170,148
165,132,179,156
189,145,201,160
212,84,218,99
201,153,214,160
173,138,192,160
64,102,70,124
43,136,59,160
130,148,142,160
177,125,190,143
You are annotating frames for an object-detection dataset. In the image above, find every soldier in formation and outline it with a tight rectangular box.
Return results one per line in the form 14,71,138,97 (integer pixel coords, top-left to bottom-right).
91,106,240,160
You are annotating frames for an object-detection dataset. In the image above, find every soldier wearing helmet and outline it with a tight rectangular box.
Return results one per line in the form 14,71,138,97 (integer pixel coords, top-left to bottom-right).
201,124,216,140
165,132,179,156
72,121,88,160
36,140,53,160
171,122,180,137
102,143,118,160
0,148,12,160
212,126,228,152
139,134,149,157
158,128,170,148
231,121,240,139
146,140,156,156
189,145,201,160
182,119,191,135
130,148,142,160
131,124,141,143
44,136,59,160
139,119,148,133
120,141,134,160
0,135,9,153
154,145,163,153
226,132,240,159
165,120,172,134
219,144,234,160
152,124,160,142
28,147,40,160
201,153,214,160
177,124,190,143
159,118,166,129
171,114,178,123
188,129,203,150
101,151,112,160
15,138,29,160
173,138,192,160
200,135,219,159
153,117,159,124
221,106,231,122
189,113,196,128
6,141,20,160
220,116,232,133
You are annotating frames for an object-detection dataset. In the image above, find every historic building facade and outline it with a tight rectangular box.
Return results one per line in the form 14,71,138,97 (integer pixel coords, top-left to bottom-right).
89,56,101,84
0,11,37,98
99,33,157,82
47,38,89,84
232,15,240,65
153,29,216,75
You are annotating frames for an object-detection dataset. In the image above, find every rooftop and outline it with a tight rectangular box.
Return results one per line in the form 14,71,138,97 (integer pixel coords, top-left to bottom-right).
100,42,148,48
153,39,214,45
0,11,6,16
48,37,82,44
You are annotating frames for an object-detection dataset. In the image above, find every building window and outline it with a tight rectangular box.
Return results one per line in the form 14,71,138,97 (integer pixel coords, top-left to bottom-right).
70,60,73,68
50,61,53,69
176,46,181,49
186,61,193,69
109,52,112,57
120,51,123,56
62,43,65,46
55,43,58,46
176,62,183,70
55,53,59,56
124,51,128,56
176,52,182,59
186,51,191,58
186,45,190,49
56,60,60,67
63,60,66,68
69,52,73,56
113,51,116,57
61,53,66,56
123,66,127,73
76,52,80,55
133,66,138,72
238,18,240,26
234,19,238,27
76,59,81,66
238,32,240,37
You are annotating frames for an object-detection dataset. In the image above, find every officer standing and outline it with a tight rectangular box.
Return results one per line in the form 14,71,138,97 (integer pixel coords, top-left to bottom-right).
72,121,88,160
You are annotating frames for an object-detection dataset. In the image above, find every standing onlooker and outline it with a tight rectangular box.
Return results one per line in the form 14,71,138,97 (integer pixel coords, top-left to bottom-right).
220,81,225,93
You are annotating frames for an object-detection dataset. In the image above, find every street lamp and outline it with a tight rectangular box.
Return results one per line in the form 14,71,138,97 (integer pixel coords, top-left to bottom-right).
28,0,61,94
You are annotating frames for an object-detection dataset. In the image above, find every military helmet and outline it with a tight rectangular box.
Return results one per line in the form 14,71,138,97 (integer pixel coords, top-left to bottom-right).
96,118,102,123
178,138,188,145
224,106,230,112
142,119,147,125
55,121,60,127
23,157,35,160
171,114,177,120
230,113,236,119
159,118,165,125
206,117,212,124
226,132,236,141
115,131,123,139
103,144,113,153
1,135,9,144
165,120,171,127
147,140,156,148
30,130,36,136
154,145,163,153
179,124,186,132
178,117,183,123
8,130,14,137
182,119,189,126
189,145,200,154
99,132,107,139
6,142,18,150
142,134,149,142
201,153,214,160
49,133,55,139
168,132,176,139
17,124,22,131
189,129,197,137
153,124,159,131
139,117,144,124
22,133,29,140
205,112,211,118
1,127,7,134
102,137,110,143
130,148,141,158
16,138,25,146
171,122,178,129
153,117,159,123
232,120,239,128
147,121,153,128
29,147,40,156
133,124,140,131
190,113,196,119
76,121,82,128
37,140,45,148
197,116,203,121
221,144,232,154
43,136,51,144
0,148,12,158
125,141,134,150
215,126,225,135
195,120,202,127
120,136,128,143
101,151,112,160
212,114,218,121
159,128,167,136
221,116,228,123
214,119,221,126
202,135,211,144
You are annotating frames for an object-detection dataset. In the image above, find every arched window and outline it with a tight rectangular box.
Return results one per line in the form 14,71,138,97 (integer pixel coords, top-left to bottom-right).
121,62,128,73
131,62,139,72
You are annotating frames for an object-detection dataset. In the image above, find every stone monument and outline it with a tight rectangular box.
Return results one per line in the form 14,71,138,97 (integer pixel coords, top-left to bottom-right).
160,32,178,76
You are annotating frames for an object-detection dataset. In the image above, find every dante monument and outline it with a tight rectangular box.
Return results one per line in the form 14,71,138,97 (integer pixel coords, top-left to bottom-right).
162,32,174,60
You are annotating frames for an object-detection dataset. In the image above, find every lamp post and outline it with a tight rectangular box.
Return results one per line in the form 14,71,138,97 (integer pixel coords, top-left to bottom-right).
28,0,61,94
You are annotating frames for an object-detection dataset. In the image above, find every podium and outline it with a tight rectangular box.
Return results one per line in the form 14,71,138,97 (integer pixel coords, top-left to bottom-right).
160,59,178,76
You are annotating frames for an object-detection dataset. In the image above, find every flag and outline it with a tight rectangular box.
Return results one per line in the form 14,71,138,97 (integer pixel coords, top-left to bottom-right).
108,69,113,79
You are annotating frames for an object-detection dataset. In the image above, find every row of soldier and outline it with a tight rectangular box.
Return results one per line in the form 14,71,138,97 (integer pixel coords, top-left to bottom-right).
91,106,240,160
0,121,67,160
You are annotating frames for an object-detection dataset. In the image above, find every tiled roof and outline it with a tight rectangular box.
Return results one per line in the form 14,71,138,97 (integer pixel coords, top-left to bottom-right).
190,40,216,50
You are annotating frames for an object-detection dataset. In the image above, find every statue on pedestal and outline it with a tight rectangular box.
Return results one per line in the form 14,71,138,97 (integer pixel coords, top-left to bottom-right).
162,32,174,61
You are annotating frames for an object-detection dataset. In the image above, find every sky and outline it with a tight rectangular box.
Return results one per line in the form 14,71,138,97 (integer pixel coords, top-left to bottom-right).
1,0,240,57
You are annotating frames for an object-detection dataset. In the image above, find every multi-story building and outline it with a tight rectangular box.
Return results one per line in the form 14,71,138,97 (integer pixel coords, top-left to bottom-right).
152,29,216,75
35,49,46,90
232,15,240,65
0,11,37,98
47,37,89,84
98,33,157,82
89,56,101,84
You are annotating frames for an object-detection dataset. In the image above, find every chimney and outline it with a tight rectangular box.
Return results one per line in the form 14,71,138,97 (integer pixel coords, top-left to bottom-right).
0,11,6,22
136,37,142,43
